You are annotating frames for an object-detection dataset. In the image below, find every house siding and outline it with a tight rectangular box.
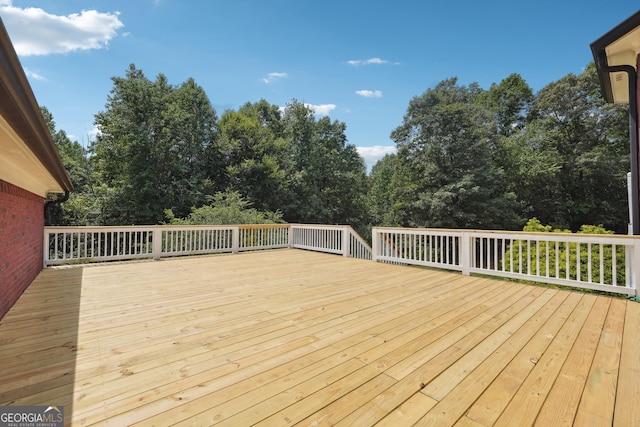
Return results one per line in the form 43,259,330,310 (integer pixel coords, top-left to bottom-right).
0,179,44,320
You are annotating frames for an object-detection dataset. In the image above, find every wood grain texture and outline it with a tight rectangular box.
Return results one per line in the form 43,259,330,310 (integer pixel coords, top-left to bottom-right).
0,249,637,426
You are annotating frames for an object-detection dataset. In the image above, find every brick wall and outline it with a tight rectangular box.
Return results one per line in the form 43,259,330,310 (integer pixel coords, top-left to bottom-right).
0,179,44,320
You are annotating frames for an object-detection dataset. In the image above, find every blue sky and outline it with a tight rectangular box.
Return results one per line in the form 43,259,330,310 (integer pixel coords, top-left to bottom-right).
1,1,638,168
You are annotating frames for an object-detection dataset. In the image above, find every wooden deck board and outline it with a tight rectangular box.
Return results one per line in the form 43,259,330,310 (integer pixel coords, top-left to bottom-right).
0,248,638,426
614,300,640,426
464,293,598,426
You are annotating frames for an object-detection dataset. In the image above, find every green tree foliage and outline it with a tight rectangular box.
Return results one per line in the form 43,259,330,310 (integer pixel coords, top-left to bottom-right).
390,78,521,229
280,101,369,231
218,100,288,213
41,107,101,225
49,61,629,235
42,107,89,190
523,63,629,232
92,64,220,224
216,100,369,231
475,73,533,137
476,73,558,224
372,66,629,234
84,70,368,229
497,123,562,224
164,190,283,225
367,153,401,226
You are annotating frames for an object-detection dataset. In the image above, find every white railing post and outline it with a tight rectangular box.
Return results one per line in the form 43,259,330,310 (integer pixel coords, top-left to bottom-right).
152,228,162,260
288,225,294,248
460,232,472,276
371,228,379,262
631,239,640,297
232,227,239,254
43,228,49,267
342,227,350,257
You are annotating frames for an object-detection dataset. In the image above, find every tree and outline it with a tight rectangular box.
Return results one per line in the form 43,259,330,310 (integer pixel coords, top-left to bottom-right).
92,65,220,224
475,73,533,137
391,78,521,229
280,101,369,231
498,123,562,223
42,107,89,191
161,77,221,217
41,107,99,225
218,100,288,213
524,63,629,232
475,74,553,223
367,153,401,226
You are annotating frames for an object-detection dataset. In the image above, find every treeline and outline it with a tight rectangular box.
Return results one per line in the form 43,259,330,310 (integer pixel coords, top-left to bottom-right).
370,63,629,233
48,64,368,233
48,62,630,235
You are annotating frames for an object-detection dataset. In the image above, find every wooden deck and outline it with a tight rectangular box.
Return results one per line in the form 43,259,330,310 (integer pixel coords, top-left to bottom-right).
1,249,639,426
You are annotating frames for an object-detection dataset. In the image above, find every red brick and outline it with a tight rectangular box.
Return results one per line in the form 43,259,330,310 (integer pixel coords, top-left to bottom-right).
0,179,44,320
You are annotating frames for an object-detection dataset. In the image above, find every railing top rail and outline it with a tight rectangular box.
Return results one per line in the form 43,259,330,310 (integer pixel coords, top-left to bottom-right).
45,223,362,231
468,229,640,240
45,224,252,231
44,225,161,232
373,227,640,242
374,227,466,236
290,223,350,229
373,226,464,233
347,225,372,248
469,231,635,245
238,224,289,230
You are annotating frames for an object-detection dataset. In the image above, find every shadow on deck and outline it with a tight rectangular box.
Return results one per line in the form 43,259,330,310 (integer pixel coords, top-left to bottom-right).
0,267,83,421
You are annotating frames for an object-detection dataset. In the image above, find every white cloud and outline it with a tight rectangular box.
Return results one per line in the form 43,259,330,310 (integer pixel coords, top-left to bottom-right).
356,89,382,98
278,103,337,117
356,145,396,168
261,72,288,84
24,68,47,81
88,125,102,139
347,57,391,66
305,103,336,116
0,1,124,56
67,124,101,145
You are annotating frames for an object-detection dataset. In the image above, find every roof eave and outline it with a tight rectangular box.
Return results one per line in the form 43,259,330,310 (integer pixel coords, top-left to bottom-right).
591,10,640,104
0,18,73,193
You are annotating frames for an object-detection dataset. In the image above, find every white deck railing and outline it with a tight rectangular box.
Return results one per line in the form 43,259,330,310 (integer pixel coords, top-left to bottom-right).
44,224,371,266
289,224,372,260
372,227,640,296
44,224,639,296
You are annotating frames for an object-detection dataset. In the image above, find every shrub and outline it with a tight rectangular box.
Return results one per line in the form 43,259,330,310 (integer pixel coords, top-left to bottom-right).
503,218,626,285
164,190,284,225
